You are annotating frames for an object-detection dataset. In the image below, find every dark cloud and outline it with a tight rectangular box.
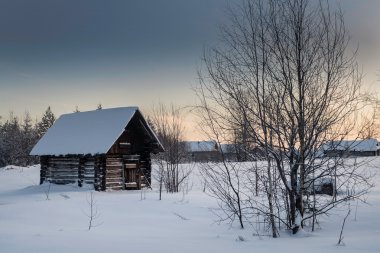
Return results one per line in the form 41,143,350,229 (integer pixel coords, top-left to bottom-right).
0,0,223,62
0,0,379,125
0,0,228,106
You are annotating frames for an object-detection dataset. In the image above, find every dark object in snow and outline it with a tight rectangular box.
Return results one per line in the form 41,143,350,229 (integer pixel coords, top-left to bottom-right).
316,182,334,196
237,235,246,242
292,225,300,234
30,107,164,191
307,177,335,196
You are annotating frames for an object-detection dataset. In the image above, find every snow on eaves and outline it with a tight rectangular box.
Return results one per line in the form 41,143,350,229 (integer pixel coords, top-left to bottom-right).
30,107,139,156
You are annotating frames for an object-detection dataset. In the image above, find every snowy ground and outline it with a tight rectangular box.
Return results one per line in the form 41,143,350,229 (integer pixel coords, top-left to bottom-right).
0,161,379,253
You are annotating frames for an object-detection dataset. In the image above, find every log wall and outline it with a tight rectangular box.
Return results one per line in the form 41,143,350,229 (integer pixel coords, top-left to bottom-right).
104,155,142,191
105,157,124,191
40,156,96,187
94,156,106,191
45,157,80,185
39,153,151,191
78,157,96,186
139,149,152,187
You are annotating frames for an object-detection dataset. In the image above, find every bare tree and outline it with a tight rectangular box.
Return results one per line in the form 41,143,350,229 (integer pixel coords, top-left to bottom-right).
44,182,52,200
200,161,246,229
150,103,191,195
195,103,246,228
85,191,101,230
197,0,373,235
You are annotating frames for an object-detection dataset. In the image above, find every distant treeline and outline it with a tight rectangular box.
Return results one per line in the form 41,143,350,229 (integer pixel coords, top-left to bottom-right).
0,107,55,167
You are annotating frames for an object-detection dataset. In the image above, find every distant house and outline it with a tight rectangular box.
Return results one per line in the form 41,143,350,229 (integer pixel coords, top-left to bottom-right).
322,138,380,157
220,143,240,161
30,107,164,191
185,141,221,162
184,141,244,162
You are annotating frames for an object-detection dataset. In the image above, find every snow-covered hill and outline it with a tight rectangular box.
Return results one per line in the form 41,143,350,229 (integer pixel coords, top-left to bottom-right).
0,162,379,253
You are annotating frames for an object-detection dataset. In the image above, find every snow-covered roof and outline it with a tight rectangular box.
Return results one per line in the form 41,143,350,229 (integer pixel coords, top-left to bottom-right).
31,107,162,156
322,138,380,152
185,141,218,152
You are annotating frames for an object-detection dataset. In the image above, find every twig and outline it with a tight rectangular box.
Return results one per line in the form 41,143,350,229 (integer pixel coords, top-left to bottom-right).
173,212,189,221
337,206,351,246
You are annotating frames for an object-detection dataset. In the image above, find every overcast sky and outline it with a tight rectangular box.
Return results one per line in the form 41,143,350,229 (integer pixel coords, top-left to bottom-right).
0,0,379,139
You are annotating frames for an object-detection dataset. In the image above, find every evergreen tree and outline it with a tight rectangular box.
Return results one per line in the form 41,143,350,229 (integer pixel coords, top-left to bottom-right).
36,106,55,139
20,111,38,165
0,118,4,167
1,112,22,165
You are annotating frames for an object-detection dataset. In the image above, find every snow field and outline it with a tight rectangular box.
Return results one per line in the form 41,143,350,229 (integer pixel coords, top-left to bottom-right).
0,161,379,253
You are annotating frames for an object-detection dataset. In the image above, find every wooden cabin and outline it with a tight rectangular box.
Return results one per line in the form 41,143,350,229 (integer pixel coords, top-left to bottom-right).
30,107,164,191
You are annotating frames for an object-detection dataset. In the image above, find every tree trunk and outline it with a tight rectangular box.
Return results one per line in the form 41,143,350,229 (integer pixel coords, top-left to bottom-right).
266,160,278,237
